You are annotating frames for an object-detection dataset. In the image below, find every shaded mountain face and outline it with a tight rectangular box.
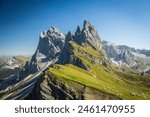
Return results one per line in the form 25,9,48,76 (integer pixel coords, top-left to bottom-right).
0,20,150,100
103,41,150,74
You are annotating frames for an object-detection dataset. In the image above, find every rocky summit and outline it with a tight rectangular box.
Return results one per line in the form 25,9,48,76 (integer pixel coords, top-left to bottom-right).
0,20,150,100
19,27,65,78
73,20,103,50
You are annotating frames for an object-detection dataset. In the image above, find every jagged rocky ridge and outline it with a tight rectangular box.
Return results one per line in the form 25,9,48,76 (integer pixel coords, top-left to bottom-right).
58,20,103,68
19,27,65,78
0,20,150,100
103,41,150,74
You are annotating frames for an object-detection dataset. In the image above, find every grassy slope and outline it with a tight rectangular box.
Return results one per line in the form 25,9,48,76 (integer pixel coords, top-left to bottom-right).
49,41,150,100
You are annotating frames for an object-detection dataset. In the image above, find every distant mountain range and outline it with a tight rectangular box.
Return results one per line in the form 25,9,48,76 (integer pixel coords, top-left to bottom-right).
0,20,150,100
0,56,30,80
103,41,150,74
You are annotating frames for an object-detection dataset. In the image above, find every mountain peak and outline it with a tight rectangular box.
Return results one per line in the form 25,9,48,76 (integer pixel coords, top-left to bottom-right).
75,25,81,36
83,20,89,28
83,20,94,30
66,31,73,42
40,31,46,38
38,26,65,57
19,27,65,78
81,20,102,50
49,26,60,33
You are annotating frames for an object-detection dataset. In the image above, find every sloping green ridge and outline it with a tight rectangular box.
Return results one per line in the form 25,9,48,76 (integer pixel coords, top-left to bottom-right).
49,41,150,100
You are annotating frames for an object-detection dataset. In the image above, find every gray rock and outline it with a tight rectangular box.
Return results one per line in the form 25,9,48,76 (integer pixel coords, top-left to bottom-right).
130,92,136,96
74,25,81,37
74,20,103,51
102,41,150,73
20,27,65,78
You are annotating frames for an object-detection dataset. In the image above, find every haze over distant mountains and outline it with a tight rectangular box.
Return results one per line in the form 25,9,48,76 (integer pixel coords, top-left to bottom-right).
0,20,150,100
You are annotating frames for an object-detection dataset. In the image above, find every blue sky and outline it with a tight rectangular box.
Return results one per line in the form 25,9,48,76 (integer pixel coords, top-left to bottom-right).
0,0,150,55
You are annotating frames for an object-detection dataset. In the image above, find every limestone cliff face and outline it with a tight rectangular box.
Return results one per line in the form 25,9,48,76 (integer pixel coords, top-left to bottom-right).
19,27,65,78
103,41,150,73
74,20,103,51
37,27,65,59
